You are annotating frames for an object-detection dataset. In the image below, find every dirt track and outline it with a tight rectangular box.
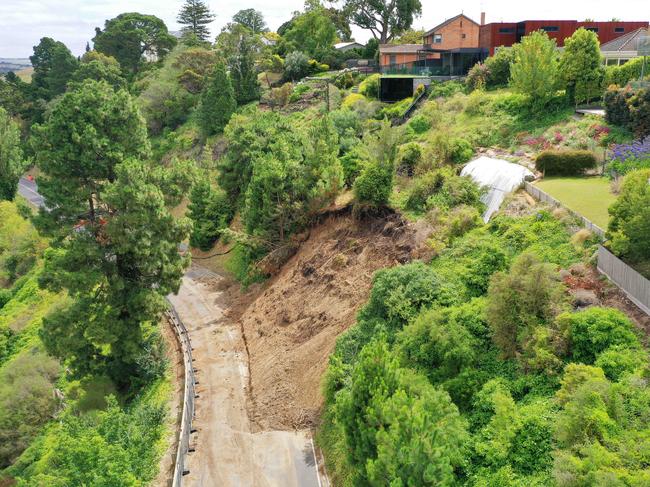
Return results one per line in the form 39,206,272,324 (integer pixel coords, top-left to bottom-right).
167,266,321,487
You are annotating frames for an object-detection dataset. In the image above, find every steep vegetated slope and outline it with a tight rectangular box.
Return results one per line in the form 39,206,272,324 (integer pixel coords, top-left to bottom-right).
0,199,176,486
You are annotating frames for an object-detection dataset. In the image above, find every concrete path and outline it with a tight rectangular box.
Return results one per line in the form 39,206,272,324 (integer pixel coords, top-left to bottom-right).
168,266,321,487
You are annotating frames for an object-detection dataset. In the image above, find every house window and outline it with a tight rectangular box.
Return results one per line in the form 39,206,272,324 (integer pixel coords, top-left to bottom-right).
434,34,442,44
461,33,466,39
499,27,515,33
615,27,625,33
389,54,397,65
585,27,599,32
542,26,559,32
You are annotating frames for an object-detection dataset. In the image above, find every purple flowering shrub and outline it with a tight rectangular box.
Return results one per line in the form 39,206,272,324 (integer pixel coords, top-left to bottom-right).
609,136,650,176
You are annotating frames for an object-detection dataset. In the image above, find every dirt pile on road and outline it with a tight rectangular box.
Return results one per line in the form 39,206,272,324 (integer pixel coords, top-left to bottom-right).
238,210,432,431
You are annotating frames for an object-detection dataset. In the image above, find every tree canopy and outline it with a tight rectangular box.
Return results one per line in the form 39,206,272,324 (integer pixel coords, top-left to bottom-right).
281,6,338,57
197,61,237,136
560,28,604,105
31,80,191,386
216,23,262,104
29,37,78,100
339,0,422,43
177,0,216,41
510,30,559,111
0,107,25,201
93,13,177,75
232,8,267,33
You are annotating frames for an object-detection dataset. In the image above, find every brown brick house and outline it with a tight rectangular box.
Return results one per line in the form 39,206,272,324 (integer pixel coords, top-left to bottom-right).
423,14,480,53
379,13,482,71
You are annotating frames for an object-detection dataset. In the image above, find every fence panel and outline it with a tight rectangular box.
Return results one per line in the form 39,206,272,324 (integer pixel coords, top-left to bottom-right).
597,246,650,315
166,303,196,487
523,182,606,238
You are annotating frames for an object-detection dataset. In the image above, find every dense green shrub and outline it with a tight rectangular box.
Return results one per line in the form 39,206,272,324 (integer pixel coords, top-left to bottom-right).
628,87,650,138
397,306,478,382
406,114,431,134
449,137,474,164
607,168,650,263
396,142,422,175
339,149,365,187
353,161,393,208
603,57,646,87
487,253,565,359
334,339,468,485
604,84,634,127
406,169,483,213
485,48,515,88
283,51,311,81
466,62,490,91
187,180,233,251
510,31,559,111
357,262,443,338
0,350,60,467
557,307,639,364
359,73,379,99
595,345,647,381
429,80,464,98
535,150,597,175
559,28,605,105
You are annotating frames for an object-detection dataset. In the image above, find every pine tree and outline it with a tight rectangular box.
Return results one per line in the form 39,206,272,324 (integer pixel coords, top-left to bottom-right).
198,61,237,136
31,80,192,387
177,0,216,41
230,31,261,104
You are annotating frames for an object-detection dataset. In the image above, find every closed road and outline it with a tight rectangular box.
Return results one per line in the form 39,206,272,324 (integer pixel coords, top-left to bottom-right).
168,266,321,487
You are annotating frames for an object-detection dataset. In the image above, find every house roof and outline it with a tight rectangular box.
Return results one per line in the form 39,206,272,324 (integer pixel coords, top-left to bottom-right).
424,13,479,37
334,41,364,49
379,44,425,54
601,28,649,52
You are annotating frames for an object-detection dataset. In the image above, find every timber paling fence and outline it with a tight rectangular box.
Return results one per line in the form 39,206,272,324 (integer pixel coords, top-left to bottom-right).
166,302,196,487
523,181,606,238
523,181,650,316
597,246,650,315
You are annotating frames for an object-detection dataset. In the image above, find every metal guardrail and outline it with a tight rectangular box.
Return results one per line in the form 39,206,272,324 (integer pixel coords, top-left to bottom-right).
166,302,196,487
523,181,606,238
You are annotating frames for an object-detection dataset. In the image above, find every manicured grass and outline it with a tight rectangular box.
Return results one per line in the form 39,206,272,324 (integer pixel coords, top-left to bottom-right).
535,177,616,229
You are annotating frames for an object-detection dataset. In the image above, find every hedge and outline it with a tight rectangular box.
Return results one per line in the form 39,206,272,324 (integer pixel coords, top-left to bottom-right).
535,150,598,176
604,85,650,138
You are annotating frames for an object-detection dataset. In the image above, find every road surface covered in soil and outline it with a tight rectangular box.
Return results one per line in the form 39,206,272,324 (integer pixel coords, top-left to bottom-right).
167,266,321,487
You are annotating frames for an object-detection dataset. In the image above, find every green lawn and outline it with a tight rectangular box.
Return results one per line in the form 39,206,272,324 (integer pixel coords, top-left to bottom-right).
535,177,616,229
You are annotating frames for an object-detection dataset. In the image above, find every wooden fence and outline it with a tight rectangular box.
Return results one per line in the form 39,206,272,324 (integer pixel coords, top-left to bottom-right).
597,246,650,315
523,182,606,238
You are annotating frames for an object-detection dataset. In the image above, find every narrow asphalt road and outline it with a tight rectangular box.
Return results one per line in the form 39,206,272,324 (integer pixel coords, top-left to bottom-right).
18,177,45,208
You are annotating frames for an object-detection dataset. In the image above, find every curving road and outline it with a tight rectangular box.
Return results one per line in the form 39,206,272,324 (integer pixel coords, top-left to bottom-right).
18,177,45,208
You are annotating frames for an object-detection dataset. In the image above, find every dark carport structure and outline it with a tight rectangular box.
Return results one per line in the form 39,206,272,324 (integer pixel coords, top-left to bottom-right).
381,47,487,76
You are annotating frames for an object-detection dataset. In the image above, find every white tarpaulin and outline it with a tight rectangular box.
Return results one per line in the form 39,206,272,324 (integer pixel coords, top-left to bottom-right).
461,156,534,222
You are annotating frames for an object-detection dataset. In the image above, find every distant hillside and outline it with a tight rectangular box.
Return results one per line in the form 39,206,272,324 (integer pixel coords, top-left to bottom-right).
0,58,31,75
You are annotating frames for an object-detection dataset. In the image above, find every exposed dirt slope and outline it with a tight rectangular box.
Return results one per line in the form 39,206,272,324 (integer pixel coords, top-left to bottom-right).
237,210,432,431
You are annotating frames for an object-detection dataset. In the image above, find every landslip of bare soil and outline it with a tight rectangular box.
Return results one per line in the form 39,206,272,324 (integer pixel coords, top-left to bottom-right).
236,210,433,431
